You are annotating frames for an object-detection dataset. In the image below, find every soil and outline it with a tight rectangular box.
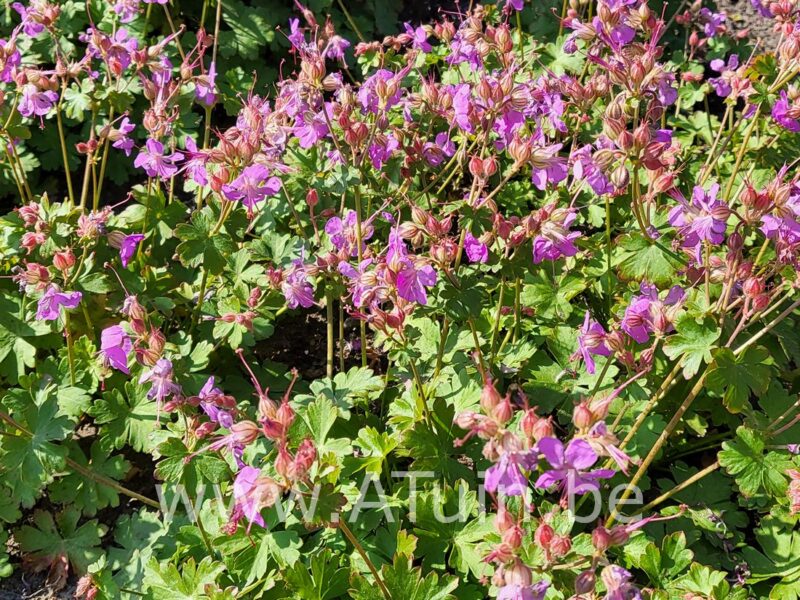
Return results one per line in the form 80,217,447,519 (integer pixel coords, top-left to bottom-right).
715,0,777,42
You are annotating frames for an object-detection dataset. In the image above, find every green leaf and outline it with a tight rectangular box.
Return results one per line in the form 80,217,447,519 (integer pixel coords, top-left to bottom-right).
0,387,73,507
175,207,237,275
89,382,159,453
353,427,398,476
144,556,226,600
707,346,774,413
617,234,683,286
108,509,168,592
16,508,106,574
742,514,800,599
663,314,720,379
49,441,131,516
719,426,792,498
154,437,230,489
284,549,349,600
351,554,458,600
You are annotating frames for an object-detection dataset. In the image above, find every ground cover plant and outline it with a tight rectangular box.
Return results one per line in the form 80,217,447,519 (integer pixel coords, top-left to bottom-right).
1,0,800,597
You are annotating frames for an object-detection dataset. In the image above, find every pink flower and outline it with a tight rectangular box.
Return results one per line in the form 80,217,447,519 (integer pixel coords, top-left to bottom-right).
99,325,132,374
19,84,58,118
111,117,136,156
139,358,181,404
222,164,281,216
36,285,82,321
119,234,144,267
572,311,610,375
485,449,537,496
532,209,581,263
668,183,729,248
464,232,488,263
134,139,183,179
195,61,216,106
281,262,315,309
534,437,615,494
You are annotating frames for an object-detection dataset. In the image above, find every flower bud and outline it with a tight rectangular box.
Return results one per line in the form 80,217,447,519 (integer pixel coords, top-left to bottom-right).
480,378,502,414
550,534,572,558
743,277,763,298
492,395,513,425
572,402,594,429
575,570,596,594
502,525,523,549
534,522,554,548
504,560,532,586
592,526,612,552
53,249,75,272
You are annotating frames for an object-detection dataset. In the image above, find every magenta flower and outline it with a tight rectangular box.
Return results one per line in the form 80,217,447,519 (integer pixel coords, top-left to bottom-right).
498,581,548,600
295,109,330,148
485,449,537,496
325,210,373,256
572,310,611,375
19,84,58,118
0,39,21,83
530,144,568,190
119,234,144,267
505,0,524,11
195,61,216,106
36,285,82,321
198,376,234,429
111,117,136,156
621,282,685,344
571,144,613,195
668,183,729,247
281,262,315,309
403,23,432,52
534,437,615,494
222,164,281,216
182,136,209,185
464,232,488,263
134,139,183,179
112,0,141,22
139,358,181,404
532,209,581,264
368,133,399,170
12,2,45,36
601,565,642,600
339,259,377,308
99,325,132,374
698,8,726,38
287,18,305,50
387,233,437,305
709,55,739,97
772,91,800,133
232,466,266,530
323,35,350,60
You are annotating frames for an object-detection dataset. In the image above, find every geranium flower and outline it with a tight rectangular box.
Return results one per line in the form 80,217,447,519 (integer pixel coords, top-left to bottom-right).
497,581,548,600
709,55,739,97
134,139,183,179
532,208,581,264
668,183,729,248
534,437,615,494
621,282,684,344
281,261,315,309
227,466,282,533
772,91,800,133
222,164,281,216
601,565,642,600
111,117,136,156
464,232,488,263
139,358,181,404
36,285,82,321
403,23,431,52
198,376,234,429
485,448,538,496
99,325,132,374
572,311,611,375
195,61,216,106
19,84,58,118
119,233,144,267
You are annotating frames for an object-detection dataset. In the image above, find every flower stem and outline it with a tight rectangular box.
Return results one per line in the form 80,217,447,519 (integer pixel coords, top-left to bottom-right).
326,284,335,379
338,519,389,599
